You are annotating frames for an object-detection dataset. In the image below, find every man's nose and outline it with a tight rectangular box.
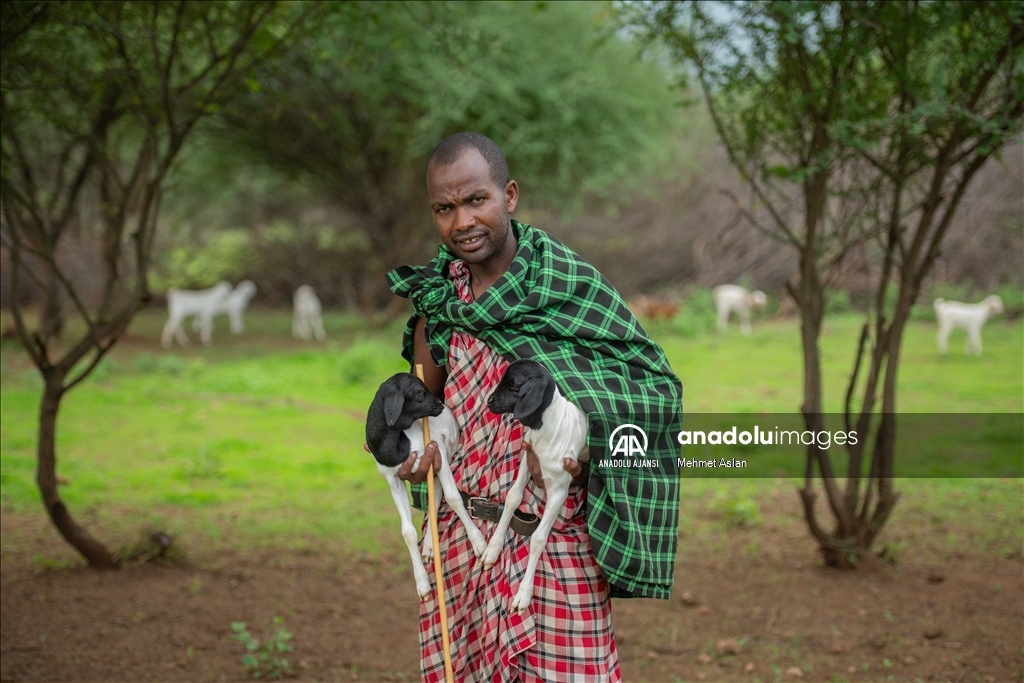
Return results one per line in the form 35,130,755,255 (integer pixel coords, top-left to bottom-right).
453,204,476,230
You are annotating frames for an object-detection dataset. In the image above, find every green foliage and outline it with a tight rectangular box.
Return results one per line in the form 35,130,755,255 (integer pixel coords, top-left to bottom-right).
152,230,255,292
824,289,851,315
231,617,293,680
672,289,716,338
877,541,901,565
226,2,683,208
173,1,693,309
714,494,763,528
997,285,1024,321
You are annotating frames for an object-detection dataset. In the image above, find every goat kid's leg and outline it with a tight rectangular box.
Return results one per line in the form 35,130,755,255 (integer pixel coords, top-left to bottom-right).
230,309,244,334
173,315,191,347
161,314,182,349
510,479,569,614
716,306,729,334
419,475,439,564
434,448,487,559
967,325,983,355
937,322,951,354
739,307,752,336
380,467,433,599
481,457,531,569
199,314,215,346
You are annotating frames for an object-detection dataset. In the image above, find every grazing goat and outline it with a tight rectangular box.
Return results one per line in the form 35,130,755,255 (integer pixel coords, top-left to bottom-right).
934,295,1003,355
365,373,487,598
485,359,589,613
161,281,232,348
194,280,257,336
292,285,326,341
629,295,679,322
713,284,768,335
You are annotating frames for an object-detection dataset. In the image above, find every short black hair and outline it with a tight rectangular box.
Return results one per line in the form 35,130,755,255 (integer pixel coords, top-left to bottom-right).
427,132,510,189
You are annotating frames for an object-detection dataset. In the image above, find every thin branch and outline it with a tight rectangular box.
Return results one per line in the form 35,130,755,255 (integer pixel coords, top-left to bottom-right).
2,207,45,368
718,188,798,248
3,230,104,350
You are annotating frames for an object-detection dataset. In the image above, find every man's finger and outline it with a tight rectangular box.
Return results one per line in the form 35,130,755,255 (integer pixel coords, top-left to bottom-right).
562,457,582,478
396,452,419,481
418,441,441,476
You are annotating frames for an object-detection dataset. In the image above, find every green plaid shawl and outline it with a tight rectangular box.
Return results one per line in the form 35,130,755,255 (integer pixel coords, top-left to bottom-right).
386,220,682,599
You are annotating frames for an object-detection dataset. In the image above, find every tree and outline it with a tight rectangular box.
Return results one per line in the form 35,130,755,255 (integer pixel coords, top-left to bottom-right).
213,1,683,312
633,1,1024,566
0,0,315,567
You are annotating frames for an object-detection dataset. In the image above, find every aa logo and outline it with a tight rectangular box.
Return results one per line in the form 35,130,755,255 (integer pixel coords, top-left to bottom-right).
608,424,648,458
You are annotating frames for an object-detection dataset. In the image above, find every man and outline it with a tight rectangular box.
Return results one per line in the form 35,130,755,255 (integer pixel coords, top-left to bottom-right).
386,132,682,682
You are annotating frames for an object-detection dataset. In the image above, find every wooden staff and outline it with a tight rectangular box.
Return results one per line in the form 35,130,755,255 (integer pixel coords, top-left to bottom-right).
415,364,455,683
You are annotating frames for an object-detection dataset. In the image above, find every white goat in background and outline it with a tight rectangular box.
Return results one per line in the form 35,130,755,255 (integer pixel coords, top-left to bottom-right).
292,285,326,341
713,284,768,335
161,282,232,348
934,295,1003,355
191,280,257,336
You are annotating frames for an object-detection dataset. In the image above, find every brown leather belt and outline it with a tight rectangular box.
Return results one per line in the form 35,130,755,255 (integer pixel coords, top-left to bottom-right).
459,491,539,537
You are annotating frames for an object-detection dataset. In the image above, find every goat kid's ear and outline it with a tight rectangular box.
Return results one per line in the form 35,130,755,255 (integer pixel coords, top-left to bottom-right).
513,378,545,422
384,388,405,426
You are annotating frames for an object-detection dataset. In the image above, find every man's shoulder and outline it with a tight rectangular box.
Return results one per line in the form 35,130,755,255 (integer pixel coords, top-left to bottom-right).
516,221,598,271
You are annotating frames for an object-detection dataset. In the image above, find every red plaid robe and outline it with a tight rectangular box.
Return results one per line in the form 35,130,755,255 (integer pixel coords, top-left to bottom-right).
417,260,620,682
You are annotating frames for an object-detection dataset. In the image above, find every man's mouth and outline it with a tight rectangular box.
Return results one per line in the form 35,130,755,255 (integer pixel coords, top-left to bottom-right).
455,233,486,251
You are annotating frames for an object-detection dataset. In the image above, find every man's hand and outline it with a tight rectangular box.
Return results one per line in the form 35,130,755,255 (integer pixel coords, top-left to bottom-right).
524,442,589,489
363,442,441,484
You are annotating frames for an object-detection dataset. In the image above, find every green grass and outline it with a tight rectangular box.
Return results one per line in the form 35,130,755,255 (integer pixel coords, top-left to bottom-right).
652,312,1023,413
1,308,1021,558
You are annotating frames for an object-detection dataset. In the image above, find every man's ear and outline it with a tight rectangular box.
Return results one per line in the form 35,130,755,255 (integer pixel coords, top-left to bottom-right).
384,388,405,426
513,378,544,422
505,179,519,214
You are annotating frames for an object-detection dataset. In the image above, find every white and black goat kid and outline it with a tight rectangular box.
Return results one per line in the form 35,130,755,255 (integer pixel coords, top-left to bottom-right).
484,359,589,613
365,374,487,598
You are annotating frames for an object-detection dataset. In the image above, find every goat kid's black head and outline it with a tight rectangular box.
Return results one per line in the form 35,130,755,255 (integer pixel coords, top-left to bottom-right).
377,373,444,430
486,359,556,430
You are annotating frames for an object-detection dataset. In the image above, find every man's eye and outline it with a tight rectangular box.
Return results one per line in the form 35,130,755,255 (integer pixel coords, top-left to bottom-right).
470,197,485,204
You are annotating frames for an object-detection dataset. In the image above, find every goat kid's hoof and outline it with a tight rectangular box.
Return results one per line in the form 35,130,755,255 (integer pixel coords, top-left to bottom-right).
468,533,488,559
510,590,532,614
480,544,501,570
416,581,433,599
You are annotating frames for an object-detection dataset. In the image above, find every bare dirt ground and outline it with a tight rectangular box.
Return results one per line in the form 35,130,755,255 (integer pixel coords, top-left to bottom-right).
2,499,1022,683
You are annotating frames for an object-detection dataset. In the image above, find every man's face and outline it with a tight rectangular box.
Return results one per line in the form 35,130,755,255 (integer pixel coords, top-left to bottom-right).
426,149,518,266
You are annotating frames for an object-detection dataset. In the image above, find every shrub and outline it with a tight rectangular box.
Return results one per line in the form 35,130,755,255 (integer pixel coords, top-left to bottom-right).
231,617,293,680
824,288,851,314
714,494,762,528
673,288,716,338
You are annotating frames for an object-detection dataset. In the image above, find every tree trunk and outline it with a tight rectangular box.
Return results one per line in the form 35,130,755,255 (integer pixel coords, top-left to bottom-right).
39,265,63,341
36,371,118,568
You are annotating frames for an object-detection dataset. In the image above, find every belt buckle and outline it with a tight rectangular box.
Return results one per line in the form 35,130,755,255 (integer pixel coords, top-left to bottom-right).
467,496,502,523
